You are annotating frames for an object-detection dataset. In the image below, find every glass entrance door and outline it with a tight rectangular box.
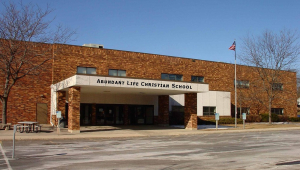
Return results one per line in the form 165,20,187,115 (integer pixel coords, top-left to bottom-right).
93,104,153,125
129,105,154,125
105,105,115,125
96,104,124,125
80,104,92,126
96,105,105,125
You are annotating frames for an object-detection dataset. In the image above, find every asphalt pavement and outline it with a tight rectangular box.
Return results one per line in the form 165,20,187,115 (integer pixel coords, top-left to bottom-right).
1,129,300,170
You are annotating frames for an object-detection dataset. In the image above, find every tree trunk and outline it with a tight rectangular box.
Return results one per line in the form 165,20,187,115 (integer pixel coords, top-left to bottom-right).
269,97,272,125
1,97,8,125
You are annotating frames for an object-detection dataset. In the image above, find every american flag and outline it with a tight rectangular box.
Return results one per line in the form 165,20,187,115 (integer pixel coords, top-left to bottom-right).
229,41,236,51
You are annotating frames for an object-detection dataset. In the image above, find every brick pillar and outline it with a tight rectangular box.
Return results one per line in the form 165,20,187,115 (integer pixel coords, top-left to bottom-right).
52,115,57,126
184,93,197,130
158,95,169,126
92,104,96,125
68,87,81,133
57,91,66,119
123,105,129,125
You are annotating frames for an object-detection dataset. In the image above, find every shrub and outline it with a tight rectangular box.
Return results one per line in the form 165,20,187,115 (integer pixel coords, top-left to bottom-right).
260,113,279,122
217,118,243,124
260,114,269,122
289,117,300,122
278,115,289,122
246,115,261,122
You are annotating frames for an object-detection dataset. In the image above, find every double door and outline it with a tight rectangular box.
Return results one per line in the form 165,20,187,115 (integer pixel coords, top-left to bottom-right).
96,105,123,125
80,104,92,126
129,105,154,125
80,104,154,126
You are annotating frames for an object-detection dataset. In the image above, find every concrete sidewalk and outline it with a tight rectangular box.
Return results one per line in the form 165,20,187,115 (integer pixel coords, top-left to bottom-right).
1,124,300,141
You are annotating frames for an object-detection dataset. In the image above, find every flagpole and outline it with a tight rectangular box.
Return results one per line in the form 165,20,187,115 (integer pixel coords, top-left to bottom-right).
234,40,237,128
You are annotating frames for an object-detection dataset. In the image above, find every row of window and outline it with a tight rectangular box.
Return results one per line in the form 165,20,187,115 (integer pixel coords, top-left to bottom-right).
203,107,284,116
77,67,204,82
235,80,250,88
77,67,127,77
234,80,283,90
76,67,283,89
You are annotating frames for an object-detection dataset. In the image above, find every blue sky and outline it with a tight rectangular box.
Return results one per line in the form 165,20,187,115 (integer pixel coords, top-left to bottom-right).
2,0,300,64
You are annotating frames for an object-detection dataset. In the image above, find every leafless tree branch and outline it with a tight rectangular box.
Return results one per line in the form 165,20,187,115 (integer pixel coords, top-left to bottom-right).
0,1,76,124
240,29,300,124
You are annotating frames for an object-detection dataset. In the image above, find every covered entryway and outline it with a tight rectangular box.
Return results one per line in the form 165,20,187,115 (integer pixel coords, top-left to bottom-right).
51,75,209,133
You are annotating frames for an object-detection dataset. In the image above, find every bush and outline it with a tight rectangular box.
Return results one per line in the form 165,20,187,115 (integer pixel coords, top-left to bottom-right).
246,115,261,122
217,118,243,124
260,113,279,122
278,115,289,122
289,117,300,122
260,114,269,122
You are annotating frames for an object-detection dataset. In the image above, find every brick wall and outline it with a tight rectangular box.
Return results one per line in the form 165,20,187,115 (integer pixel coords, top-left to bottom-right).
184,93,197,129
52,44,297,117
158,95,169,125
0,43,53,125
0,42,298,126
57,91,66,118
68,87,80,132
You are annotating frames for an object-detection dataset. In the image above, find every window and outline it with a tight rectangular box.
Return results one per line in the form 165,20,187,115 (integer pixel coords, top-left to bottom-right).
77,67,96,74
272,83,283,91
191,76,204,82
271,108,284,115
234,80,249,88
161,73,183,81
172,106,184,113
109,69,126,77
203,107,216,116
237,107,250,115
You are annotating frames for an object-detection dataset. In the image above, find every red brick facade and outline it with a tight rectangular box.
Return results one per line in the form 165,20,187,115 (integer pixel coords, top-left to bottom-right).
0,42,298,127
158,95,169,125
68,87,80,133
57,91,66,118
52,44,297,117
184,93,198,129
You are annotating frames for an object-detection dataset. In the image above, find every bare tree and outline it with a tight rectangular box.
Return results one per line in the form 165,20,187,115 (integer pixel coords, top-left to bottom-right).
0,1,75,125
240,29,300,124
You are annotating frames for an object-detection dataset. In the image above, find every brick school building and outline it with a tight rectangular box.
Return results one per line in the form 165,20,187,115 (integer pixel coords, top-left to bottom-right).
0,43,297,133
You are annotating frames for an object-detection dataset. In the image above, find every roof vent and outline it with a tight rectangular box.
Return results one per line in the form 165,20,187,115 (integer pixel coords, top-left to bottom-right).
83,44,104,48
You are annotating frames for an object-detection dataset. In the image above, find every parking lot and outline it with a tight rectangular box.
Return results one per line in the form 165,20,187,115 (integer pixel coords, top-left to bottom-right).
1,129,300,170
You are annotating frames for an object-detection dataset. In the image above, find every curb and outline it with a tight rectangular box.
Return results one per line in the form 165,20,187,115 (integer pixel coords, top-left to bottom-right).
1,127,300,141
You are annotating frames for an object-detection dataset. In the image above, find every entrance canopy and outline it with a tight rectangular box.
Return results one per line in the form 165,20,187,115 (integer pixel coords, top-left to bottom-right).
52,75,209,95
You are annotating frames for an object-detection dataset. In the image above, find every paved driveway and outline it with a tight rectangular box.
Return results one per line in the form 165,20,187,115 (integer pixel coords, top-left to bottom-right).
1,130,300,170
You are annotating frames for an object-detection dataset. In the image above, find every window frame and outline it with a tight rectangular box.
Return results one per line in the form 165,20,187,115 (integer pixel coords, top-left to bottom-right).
77,66,96,75
108,69,126,77
161,73,183,81
272,83,283,91
234,80,250,88
271,108,284,115
237,107,250,115
203,106,216,116
172,106,184,113
191,76,204,83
